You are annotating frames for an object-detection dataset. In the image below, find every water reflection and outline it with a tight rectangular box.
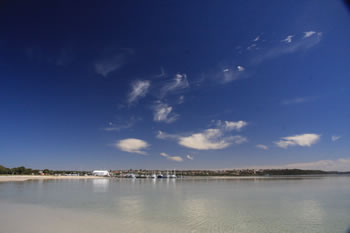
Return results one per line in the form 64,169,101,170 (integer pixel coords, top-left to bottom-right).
0,176,349,233
118,196,144,217
299,199,324,225
92,178,109,192
184,199,209,226
152,178,157,185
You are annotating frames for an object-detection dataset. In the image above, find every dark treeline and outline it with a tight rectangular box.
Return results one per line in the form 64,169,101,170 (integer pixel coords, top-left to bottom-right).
0,165,38,175
260,169,329,176
0,165,89,175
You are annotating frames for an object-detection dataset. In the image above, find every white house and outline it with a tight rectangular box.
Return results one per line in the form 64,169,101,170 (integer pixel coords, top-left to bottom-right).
92,170,110,177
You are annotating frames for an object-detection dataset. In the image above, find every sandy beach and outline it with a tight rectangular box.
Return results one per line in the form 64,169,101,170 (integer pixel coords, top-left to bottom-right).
0,175,104,182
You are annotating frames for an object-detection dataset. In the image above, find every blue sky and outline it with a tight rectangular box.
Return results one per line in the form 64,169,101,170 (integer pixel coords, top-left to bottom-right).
1,0,350,170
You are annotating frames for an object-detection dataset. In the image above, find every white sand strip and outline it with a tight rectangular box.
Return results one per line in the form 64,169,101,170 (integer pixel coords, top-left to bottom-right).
0,175,104,182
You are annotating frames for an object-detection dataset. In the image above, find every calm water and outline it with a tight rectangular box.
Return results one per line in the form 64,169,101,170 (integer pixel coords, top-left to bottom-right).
0,176,350,233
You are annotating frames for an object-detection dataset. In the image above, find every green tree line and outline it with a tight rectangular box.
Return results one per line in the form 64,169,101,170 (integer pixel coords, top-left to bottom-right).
0,165,40,175
0,165,90,175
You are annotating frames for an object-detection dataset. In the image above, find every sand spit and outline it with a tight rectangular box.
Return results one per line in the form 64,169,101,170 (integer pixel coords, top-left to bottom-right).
0,175,104,182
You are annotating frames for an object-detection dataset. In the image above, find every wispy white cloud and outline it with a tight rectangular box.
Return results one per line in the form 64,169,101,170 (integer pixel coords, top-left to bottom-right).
153,102,178,123
256,144,269,150
160,73,189,98
156,130,179,140
128,80,151,104
178,129,247,150
275,133,320,149
253,34,262,42
178,95,185,104
179,129,231,150
247,43,257,51
331,135,341,142
104,117,140,132
237,66,245,72
281,35,294,43
186,155,194,160
281,96,317,105
220,67,245,83
95,54,126,77
201,31,322,86
116,138,149,154
155,67,166,78
231,135,248,144
160,152,184,162
216,120,248,131
157,120,248,150
304,31,317,38
105,121,133,132
200,64,246,85
252,31,322,64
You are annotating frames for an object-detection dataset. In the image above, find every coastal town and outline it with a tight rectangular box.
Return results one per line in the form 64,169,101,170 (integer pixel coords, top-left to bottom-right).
1,164,349,179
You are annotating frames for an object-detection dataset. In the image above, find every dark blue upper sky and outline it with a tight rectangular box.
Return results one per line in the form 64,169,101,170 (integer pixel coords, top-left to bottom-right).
1,0,350,170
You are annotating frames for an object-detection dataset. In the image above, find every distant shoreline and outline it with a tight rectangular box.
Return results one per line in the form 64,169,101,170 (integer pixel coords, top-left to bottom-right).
1,174,349,183
0,175,104,183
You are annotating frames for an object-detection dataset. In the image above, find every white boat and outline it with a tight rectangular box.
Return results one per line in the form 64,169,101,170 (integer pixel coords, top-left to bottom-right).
166,171,171,178
170,169,176,178
151,173,157,179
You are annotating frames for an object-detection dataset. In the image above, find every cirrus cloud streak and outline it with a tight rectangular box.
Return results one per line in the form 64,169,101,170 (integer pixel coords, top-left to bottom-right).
128,80,151,104
153,102,178,123
256,144,268,150
160,152,184,162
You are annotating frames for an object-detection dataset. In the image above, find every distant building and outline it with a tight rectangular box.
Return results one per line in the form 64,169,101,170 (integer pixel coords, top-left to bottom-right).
92,170,110,177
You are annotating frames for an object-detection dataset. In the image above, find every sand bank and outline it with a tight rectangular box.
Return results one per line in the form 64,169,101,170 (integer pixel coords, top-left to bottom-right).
0,175,104,182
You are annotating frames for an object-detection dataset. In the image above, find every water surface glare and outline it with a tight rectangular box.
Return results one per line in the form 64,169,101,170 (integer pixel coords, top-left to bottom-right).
1,176,350,233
